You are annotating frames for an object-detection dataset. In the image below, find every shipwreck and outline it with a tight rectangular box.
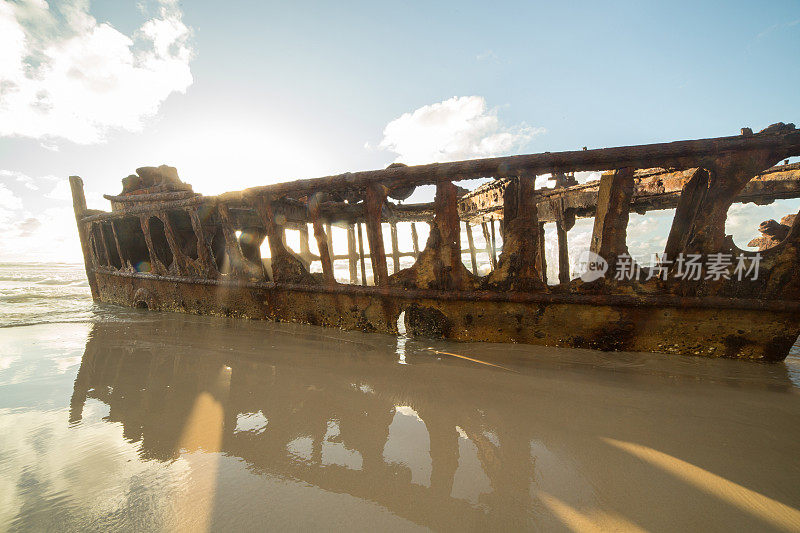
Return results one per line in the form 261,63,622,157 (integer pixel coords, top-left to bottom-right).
70,123,800,361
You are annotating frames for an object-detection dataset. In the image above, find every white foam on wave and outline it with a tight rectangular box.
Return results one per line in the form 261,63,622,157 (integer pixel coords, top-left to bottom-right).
0,263,94,328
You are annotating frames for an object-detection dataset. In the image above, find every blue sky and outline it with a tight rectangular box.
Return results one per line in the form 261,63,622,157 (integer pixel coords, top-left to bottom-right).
0,0,798,262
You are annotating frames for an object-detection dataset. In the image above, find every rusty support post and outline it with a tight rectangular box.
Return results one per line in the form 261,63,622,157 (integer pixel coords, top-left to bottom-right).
357,223,367,286
160,213,190,276
684,150,786,256
664,168,709,259
481,222,496,269
252,195,312,283
69,177,99,300
346,224,358,284
390,222,400,274
365,183,389,286
308,193,335,284
556,220,569,284
97,222,111,267
490,219,498,263
537,221,548,284
389,180,473,291
189,208,217,277
589,168,634,268
432,181,468,289
483,174,544,291
217,203,254,278
411,223,420,259
109,221,126,269
299,224,312,269
465,222,478,274
139,216,165,275
325,223,334,268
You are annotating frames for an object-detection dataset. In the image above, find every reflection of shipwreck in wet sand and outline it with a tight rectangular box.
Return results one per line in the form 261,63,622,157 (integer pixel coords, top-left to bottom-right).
69,318,800,530
70,124,800,360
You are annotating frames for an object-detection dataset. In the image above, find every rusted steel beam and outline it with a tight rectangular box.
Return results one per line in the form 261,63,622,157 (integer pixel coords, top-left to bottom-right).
748,214,797,250
160,213,190,276
299,224,312,269
411,223,420,258
683,149,783,256
481,222,496,269
97,222,112,267
138,215,164,275
393,203,435,222
664,169,709,260
462,162,800,224
347,224,358,284
537,221,547,284
99,268,800,313
433,181,468,289
465,222,478,274
86,227,100,268
188,208,218,277
589,168,634,268
365,184,389,286
325,223,334,265
239,229,266,268
490,220,498,263
389,181,477,290
357,223,367,286
217,203,261,279
308,194,335,284
103,190,197,203
390,222,400,274
219,124,800,200
253,195,312,283
555,219,569,284
86,160,800,232
483,175,544,291
81,159,800,229
83,196,206,222
109,221,126,269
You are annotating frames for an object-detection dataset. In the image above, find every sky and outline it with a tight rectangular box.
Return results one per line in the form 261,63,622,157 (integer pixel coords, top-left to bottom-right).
0,0,799,264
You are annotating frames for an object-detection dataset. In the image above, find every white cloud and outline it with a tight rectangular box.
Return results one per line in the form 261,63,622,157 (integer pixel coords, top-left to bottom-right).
376,96,544,165
0,169,88,262
0,204,83,262
0,183,23,213
44,178,72,200
0,0,194,145
476,50,504,64
1,169,45,190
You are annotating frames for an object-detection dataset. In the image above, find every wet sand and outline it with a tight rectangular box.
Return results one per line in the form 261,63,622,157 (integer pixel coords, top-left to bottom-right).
2,311,800,531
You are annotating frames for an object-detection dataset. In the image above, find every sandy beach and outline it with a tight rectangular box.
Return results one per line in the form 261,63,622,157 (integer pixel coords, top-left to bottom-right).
2,305,800,531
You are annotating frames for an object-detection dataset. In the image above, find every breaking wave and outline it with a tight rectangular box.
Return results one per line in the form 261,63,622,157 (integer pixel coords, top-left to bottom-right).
0,263,94,328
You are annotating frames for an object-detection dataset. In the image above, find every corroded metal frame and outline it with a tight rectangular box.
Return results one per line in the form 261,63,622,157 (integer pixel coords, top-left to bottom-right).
71,124,800,361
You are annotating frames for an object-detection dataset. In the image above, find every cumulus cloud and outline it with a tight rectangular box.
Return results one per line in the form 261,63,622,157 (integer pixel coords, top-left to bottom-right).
376,96,544,165
0,0,193,144
0,183,23,213
0,170,94,262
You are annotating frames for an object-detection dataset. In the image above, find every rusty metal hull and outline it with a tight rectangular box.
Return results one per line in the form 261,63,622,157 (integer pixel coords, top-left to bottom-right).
95,271,800,362
71,126,800,364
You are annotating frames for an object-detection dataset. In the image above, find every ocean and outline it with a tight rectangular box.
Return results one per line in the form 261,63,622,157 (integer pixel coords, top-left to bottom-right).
1,262,800,531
